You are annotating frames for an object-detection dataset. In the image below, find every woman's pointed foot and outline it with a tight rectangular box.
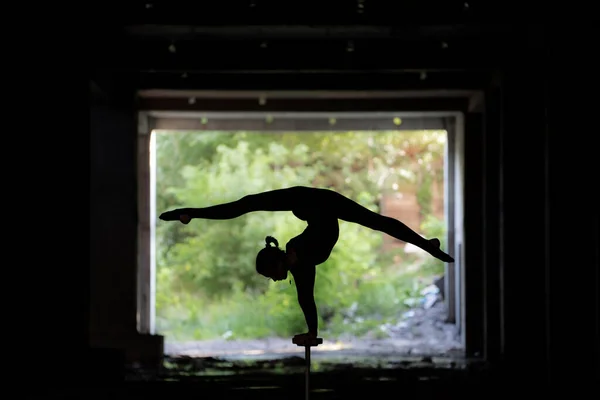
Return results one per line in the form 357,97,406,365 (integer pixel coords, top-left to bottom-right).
428,238,454,263
438,251,455,263
159,209,179,221
159,209,191,224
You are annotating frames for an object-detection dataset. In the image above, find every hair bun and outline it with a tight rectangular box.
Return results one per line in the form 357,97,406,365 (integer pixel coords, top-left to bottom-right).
265,236,279,248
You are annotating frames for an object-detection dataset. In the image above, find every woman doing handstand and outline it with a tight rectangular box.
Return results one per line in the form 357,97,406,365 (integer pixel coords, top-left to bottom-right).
159,186,454,341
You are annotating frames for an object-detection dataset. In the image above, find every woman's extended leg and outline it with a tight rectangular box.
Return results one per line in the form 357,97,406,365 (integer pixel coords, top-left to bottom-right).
328,190,454,263
159,186,308,221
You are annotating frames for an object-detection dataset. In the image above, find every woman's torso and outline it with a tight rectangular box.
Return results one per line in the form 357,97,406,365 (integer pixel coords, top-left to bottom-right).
286,206,340,266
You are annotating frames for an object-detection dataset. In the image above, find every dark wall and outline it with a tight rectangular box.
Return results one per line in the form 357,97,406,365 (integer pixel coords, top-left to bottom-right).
495,33,550,381
542,26,599,385
90,76,138,342
482,26,600,384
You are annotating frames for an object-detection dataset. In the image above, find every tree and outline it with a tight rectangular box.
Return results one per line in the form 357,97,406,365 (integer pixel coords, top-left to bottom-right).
154,129,447,339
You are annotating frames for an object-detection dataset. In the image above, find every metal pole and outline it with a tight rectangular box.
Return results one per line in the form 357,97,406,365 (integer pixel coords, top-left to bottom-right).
292,336,321,400
305,346,310,400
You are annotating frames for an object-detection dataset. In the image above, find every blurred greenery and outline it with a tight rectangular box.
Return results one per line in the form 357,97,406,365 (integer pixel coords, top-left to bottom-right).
155,130,448,341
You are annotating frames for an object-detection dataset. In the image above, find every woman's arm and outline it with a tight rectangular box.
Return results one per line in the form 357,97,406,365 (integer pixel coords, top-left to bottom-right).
291,264,318,335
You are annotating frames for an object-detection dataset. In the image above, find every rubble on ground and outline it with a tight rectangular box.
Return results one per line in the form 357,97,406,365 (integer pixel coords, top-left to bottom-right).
165,283,462,359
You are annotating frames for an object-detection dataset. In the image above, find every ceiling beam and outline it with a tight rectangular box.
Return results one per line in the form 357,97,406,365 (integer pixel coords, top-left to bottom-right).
138,89,478,99
134,71,491,91
137,97,470,112
124,24,514,41
98,36,508,73
111,1,518,27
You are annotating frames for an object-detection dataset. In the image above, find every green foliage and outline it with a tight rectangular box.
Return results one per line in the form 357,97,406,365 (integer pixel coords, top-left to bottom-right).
419,214,448,276
155,130,447,340
417,174,433,217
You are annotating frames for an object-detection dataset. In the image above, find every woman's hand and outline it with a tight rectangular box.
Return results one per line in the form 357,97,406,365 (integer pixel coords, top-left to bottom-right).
294,331,318,340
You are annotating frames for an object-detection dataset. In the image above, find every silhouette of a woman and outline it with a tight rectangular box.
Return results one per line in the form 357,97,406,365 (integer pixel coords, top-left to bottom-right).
159,186,454,340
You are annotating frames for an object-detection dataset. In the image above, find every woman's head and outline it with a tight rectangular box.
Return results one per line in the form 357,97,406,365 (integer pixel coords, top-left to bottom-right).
256,236,288,281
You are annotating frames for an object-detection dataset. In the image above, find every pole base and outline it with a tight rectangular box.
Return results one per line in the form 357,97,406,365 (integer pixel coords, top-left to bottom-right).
292,336,323,347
